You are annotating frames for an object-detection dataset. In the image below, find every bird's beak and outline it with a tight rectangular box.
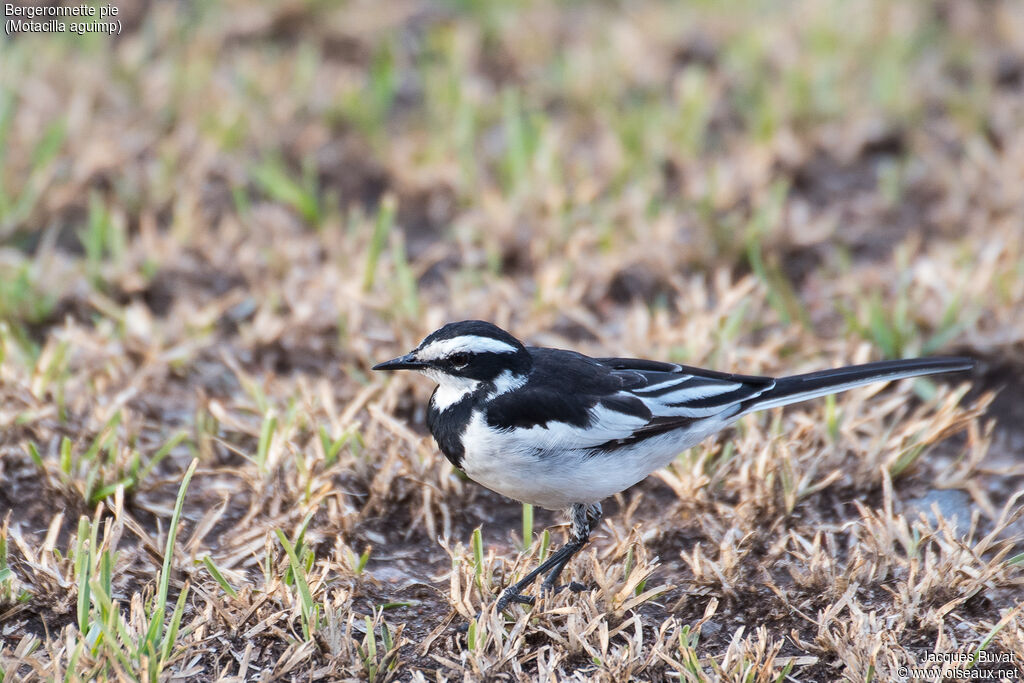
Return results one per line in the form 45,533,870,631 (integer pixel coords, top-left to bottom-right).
372,353,426,371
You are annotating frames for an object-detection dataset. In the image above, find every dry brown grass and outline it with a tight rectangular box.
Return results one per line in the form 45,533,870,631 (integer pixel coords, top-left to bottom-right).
1,0,1023,680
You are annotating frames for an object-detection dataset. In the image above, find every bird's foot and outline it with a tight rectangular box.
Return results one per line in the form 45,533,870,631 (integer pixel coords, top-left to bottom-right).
541,580,588,596
457,582,586,632
495,586,536,613
457,589,534,631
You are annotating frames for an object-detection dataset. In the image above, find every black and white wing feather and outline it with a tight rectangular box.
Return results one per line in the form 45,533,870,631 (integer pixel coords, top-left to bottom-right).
588,357,774,447
600,357,774,417
602,355,974,427
483,350,775,452
483,350,973,455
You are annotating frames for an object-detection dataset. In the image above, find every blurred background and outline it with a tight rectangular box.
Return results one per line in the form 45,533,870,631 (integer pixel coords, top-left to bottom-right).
2,1,1021,367
1,0,1023,679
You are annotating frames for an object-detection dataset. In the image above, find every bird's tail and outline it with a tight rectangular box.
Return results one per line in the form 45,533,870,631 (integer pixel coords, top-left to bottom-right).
742,357,974,414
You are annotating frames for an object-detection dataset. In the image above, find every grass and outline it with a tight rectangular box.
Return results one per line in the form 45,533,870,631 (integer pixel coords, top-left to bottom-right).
1,0,1023,680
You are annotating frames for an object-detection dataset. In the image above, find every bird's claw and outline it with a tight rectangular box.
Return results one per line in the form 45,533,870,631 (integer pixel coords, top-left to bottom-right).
495,588,536,612
541,580,588,595
460,581,588,632
492,581,585,616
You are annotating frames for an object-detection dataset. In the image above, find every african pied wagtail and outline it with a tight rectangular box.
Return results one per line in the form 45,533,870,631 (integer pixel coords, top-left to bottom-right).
373,320,974,611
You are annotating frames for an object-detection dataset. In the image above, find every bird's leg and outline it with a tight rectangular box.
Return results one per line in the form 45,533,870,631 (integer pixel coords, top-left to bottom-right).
494,542,582,610
541,503,601,593
494,503,601,612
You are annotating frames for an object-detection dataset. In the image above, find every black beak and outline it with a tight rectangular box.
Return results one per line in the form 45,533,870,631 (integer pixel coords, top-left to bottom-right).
372,353,425,371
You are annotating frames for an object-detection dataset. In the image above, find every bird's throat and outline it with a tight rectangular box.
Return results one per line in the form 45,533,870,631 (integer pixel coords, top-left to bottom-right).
426,390,479,469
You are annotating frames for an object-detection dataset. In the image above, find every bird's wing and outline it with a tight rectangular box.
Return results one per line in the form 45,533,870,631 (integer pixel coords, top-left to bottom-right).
488,351,973,456
483,351,776,452
483,383,655,450
597,357,776,419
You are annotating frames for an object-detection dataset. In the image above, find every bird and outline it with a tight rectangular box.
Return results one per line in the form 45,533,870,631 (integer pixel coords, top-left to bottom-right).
372,320,974,611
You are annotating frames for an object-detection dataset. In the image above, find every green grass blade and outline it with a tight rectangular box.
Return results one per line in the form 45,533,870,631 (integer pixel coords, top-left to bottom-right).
138,430,188,483
275,529,317,639
521,503,533,552
160,580,190,664
150,459,198,657
75,516,91,634
201,556,238,599
363,194,396,292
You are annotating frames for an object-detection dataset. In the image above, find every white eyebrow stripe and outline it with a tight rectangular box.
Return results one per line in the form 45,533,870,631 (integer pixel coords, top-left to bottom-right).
417,335,518,360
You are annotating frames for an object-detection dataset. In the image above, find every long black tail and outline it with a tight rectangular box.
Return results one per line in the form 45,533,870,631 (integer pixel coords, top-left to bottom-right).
742,357,974,414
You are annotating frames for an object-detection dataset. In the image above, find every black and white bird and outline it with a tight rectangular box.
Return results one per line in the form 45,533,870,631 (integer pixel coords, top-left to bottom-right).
373,320,974,611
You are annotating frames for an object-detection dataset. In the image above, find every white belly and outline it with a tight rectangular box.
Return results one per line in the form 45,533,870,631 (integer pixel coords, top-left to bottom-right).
459,411,734,509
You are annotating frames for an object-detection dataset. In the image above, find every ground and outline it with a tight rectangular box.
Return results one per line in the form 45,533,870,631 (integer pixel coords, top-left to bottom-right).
1,1,1023,681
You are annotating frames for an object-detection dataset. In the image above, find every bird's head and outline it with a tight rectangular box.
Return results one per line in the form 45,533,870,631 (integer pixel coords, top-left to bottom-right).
372,321,532,401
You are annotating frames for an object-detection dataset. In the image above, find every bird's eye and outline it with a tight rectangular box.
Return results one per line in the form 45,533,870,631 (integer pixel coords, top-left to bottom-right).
449,352,470,369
